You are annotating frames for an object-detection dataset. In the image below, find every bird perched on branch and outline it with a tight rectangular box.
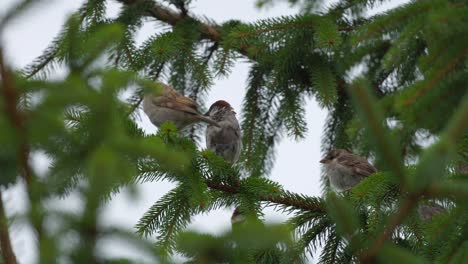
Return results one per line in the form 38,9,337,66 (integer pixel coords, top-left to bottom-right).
231,206,246,226
320,149,377,191
205,100,242,229
142,83,219,130
417,203,446,221
205,100,242,164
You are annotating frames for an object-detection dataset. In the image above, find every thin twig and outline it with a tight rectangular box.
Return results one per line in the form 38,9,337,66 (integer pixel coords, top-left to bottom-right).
125,96,144,118
24,51,56,79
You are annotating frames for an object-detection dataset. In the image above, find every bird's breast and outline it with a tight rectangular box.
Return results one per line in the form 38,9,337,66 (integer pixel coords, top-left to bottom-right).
325,160,356,191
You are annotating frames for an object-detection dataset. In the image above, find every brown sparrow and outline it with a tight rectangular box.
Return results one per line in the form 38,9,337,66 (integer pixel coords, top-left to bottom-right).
320,149,377,191
142,83,219,130
417,204,446,221
205,100,242,164
231,207,246,226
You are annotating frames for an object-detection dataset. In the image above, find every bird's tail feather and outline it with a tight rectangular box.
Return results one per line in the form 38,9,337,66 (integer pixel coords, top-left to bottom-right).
197,115,220,127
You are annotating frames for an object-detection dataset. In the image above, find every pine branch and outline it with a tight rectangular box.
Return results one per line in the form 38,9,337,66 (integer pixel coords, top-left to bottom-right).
116,0,367,100
241,65,285,175
205,179,324,212
23,49,57,79
117,0,354,97
234,20,351,40
243,66,262,170
403,47,468,106
298,216,331,254
125,95,144,117
135,186,192,252
360,93,468,261
117,0,341,63
319,229,340,264
360,194,420,263
22,6,88,79
0,191,17,264
117,0,220,41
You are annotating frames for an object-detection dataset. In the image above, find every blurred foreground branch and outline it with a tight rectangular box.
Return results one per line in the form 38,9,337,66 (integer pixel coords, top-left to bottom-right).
0,191,17,264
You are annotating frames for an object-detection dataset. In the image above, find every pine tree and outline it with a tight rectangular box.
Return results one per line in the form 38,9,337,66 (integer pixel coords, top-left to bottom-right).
0,0,467,263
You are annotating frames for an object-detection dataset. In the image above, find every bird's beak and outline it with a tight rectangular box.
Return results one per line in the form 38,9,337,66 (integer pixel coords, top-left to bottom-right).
320,158,328,164
204,111,210,117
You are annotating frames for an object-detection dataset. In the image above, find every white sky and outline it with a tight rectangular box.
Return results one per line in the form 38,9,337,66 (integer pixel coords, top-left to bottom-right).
0,0,406,263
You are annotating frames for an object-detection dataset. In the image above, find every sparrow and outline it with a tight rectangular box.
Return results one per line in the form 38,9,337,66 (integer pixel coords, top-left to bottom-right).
231,206,246,226
417,204,446,221
205,100,242,164
142,83,219,130
320,149,377,191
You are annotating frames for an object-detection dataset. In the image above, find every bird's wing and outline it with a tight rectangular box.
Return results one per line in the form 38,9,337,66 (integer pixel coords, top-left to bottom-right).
337,153,377,178
150,84,201,115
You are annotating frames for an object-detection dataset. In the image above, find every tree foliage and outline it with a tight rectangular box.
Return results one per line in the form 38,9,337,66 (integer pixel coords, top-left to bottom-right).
0,0,467,263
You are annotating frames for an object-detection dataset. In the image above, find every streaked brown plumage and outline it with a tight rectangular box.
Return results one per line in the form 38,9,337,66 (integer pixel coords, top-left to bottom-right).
320,149,377,191
143,83,219,130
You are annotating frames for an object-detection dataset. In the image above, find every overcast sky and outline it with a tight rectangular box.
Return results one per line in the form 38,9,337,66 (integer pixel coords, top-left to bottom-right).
0,0,406,263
